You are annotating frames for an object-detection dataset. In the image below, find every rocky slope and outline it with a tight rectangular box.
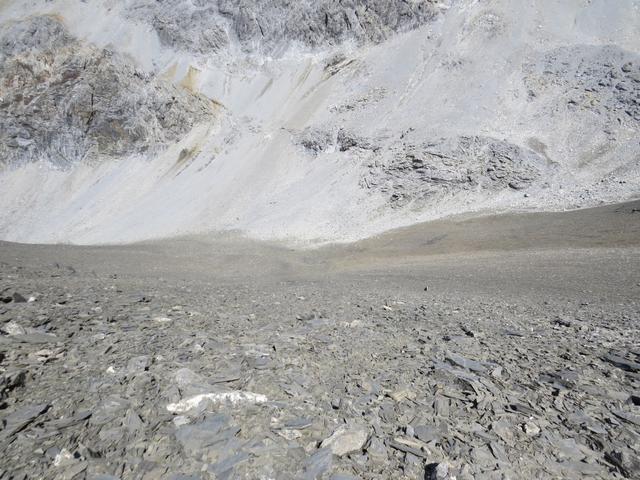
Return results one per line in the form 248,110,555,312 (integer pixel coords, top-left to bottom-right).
0,202,639,479
0,0,638,244
0,16,217,168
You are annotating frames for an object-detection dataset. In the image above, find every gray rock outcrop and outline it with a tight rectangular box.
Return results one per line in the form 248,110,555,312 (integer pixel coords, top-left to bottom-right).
127,0,442,55
0,16,216,168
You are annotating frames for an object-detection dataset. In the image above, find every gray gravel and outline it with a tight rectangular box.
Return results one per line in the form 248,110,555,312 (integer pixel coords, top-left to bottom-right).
126,0,442,55
1,202,639,479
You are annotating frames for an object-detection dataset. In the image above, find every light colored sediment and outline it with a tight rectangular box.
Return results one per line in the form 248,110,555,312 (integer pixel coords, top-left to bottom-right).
0,1,638,244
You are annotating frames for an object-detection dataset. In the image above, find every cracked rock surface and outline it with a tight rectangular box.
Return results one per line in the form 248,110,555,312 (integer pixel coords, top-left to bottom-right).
126,0,442,55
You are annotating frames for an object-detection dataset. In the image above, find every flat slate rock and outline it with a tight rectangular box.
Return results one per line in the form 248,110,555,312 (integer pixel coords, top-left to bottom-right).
0,332,59,344
0,403,50,440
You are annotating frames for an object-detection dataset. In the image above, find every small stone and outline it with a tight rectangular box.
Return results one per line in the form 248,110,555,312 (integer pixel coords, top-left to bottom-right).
320,425,369,457
284,417,313,430
53,448,76,467
445,351,486,373
304,448,332,479
12,292,27,303
460,324,475,337
413,425,440,443
166,391,268,413
425,462,450,480
124,409,144,432
1,292,27,304
8,332,58,344
389,387,415,402
60,462,88,480
0,403,50,440
2,321,26,336
611,409,640,427
30,348,55,362
602,353,640,372
172,415,190,427
553,317,572,327
277,429,302,440
45,446,61,459
606,449,640,477
127,355,150,373
434,395,450,417
522,422,541,436
389,437,430,458
0,369,26,397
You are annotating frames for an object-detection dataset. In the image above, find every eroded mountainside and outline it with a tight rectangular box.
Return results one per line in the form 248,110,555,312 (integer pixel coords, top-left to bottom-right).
0,202,639,479
0,16,216,167
0,0,638,244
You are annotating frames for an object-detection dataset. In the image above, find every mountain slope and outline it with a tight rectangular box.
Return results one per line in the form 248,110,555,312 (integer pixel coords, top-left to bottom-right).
0,0,638,244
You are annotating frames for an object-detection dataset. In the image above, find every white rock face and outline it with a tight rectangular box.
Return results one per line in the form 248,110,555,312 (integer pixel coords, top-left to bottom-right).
0,0,638,245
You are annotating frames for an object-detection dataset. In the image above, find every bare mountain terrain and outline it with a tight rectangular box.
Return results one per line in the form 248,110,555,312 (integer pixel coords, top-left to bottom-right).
0,202,639,479
0,2,639,480
0,0,638,244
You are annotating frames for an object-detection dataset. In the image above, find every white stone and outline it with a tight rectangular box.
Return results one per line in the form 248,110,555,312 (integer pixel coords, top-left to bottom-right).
166,391,268,413
53,448,74,467
320,425,369,456
3,321,25,336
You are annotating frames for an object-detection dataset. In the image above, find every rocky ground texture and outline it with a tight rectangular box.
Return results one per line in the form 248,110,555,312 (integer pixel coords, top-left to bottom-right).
1,1,639,244
1,203,639,479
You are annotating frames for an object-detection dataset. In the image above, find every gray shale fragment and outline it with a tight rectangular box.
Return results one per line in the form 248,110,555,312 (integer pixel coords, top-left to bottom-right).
445,351,487,373
425,462,451,480
304,448,333,480
603,353,640,372
0,403,50,440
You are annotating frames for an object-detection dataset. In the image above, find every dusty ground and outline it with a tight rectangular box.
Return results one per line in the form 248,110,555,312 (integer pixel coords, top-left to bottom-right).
1,201,639,479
